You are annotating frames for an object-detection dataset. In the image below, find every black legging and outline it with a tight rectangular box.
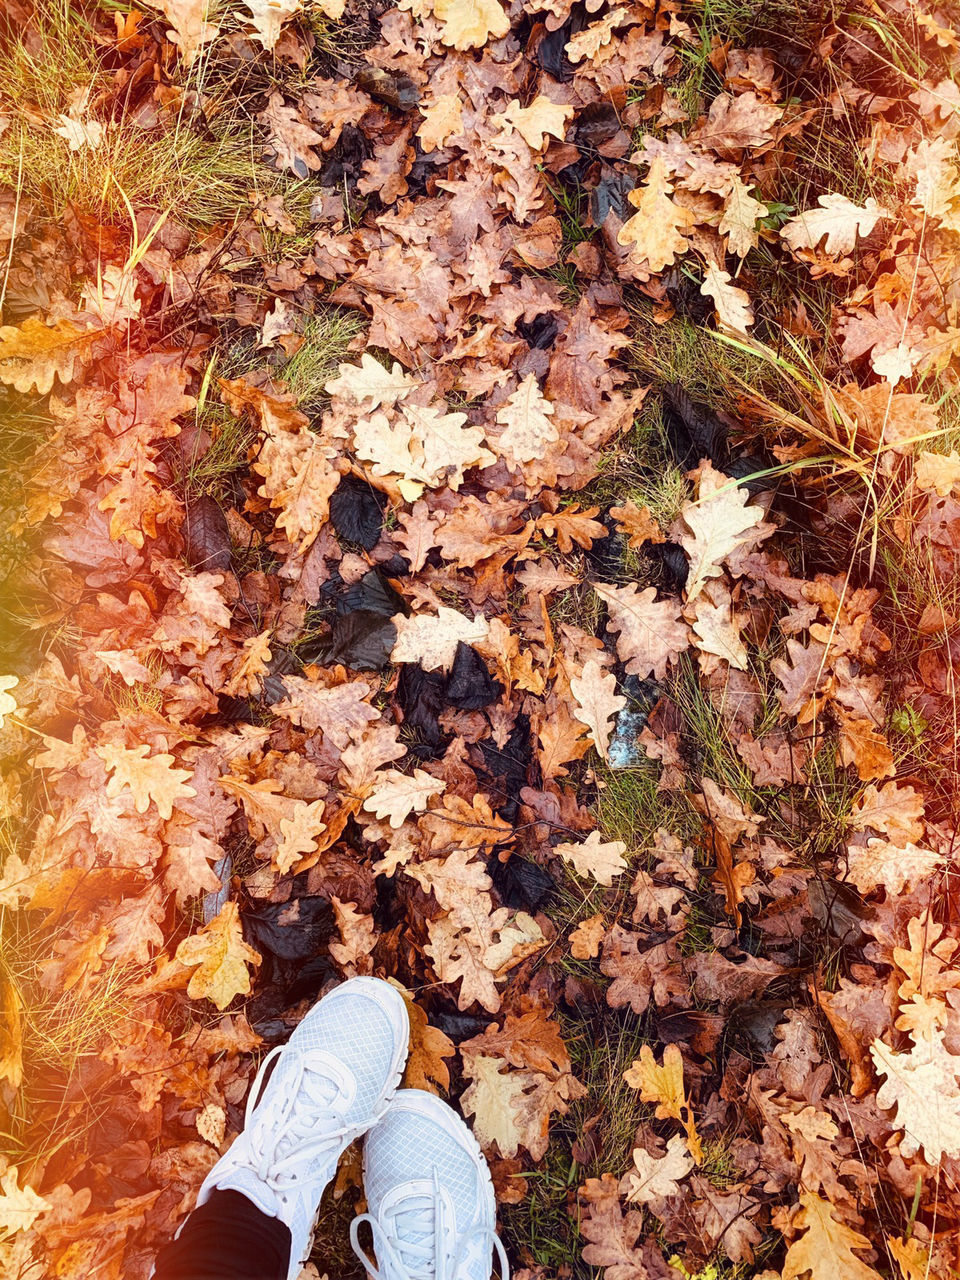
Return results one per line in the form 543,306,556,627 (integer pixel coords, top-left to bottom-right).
154,1190,292,1280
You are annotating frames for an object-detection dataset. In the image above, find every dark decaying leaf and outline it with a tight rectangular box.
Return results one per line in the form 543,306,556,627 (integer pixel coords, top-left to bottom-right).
183,494,232,571
397,662,446,748
516,312,559,350
336,569,405,618
591,167,636,225
726,999,792,1056
242,893,334,959
354,66,420,111
491,855,556,912
639,540,689,594
329,478,387,550
446,642,500,709
478,713,533,820
807,877,872,945
328,610,397,669
661,383,729,469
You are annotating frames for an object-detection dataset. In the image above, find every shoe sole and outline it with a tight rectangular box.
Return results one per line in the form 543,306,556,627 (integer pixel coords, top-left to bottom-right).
363,1088,497,1227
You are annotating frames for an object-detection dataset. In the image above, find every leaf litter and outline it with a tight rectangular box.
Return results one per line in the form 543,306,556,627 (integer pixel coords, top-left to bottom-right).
1,0,960,1277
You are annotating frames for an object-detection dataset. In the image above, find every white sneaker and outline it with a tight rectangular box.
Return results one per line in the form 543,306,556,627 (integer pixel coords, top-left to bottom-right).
197,977,410,1280
351,1089,509,1280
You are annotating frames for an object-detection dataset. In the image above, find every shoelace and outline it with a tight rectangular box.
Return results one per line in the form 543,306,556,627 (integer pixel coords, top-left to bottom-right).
349,1172,509,1280
243,1045,359,1190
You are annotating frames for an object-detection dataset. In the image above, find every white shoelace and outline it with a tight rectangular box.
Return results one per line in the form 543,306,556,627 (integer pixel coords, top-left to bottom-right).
243,1045,358,1190
350,1172,509,1280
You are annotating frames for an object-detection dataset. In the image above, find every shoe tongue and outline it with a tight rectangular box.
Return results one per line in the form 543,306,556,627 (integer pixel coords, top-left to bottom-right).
384,1181,445,1280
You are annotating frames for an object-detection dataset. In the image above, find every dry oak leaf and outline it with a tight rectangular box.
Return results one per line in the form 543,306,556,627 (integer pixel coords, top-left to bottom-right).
554,831,628,886
851,781,925,846
354,407,493,501
886,1235,933,1280
695,91,782,155
242,0,299,50
594,581,690,680
155,0,219,64
624,1043,702,1161
406,848,493,911
418,94,463,153
174,901,262,1011
329,897,378,974
892,913,960,1003
0,675,18,728
430,0,510,50
276,799,327,874
617,157,697,274
0,976,23,1090
537,701,591,781
399,989,456,1094
564,7,630,63
836,712,895,783
781,194,887,258
101,885,166,965
270,676,379,748
870,1029,960,1162
570,659,626,762
362,769,445,828
844,838,944,895
700,263,754,337
623,1133,694,1205
484,911,548,977
95,743,196,820
425,914,501,1013
392,606,490,672
260,92,327,173
461,1055,585,1160
578,1173,649,1280
494,374,559,466
915,449,960,495
0,316,100,395
608,499,663,549
679,465,767,602
570,912,606,959
536,505,607,552
496,96,574,149
771,638,830,719
223,631,274,698
720,174,768,257
690,586,749,671
601,926,687,1016
782,1190,883,1280
325,353,417,407
0,1166,48,1239
461,1006,572,1076
419,795,512,852
697,777,762,843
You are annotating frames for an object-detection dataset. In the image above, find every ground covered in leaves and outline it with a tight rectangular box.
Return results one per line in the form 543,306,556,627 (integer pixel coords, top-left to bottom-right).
2,0,960,1276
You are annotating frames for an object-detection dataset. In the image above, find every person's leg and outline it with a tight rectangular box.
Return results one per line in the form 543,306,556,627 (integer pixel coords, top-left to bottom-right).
351,1089,508,1280
153,978,410,1280
153,1190,290,1280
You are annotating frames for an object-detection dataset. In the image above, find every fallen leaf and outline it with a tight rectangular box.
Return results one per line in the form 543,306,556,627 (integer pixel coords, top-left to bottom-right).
554,831,628,886
781,194,887,258
174,902,262,1011
593,581,690,679
570,659,626,762
782,1190,883,1280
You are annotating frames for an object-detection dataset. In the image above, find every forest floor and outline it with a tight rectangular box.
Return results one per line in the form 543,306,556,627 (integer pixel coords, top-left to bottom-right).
2,0,960,1278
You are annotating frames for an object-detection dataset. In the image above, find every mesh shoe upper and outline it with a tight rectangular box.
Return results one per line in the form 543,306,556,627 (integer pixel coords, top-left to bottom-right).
197,977,410,1280
352,1089,509,1280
